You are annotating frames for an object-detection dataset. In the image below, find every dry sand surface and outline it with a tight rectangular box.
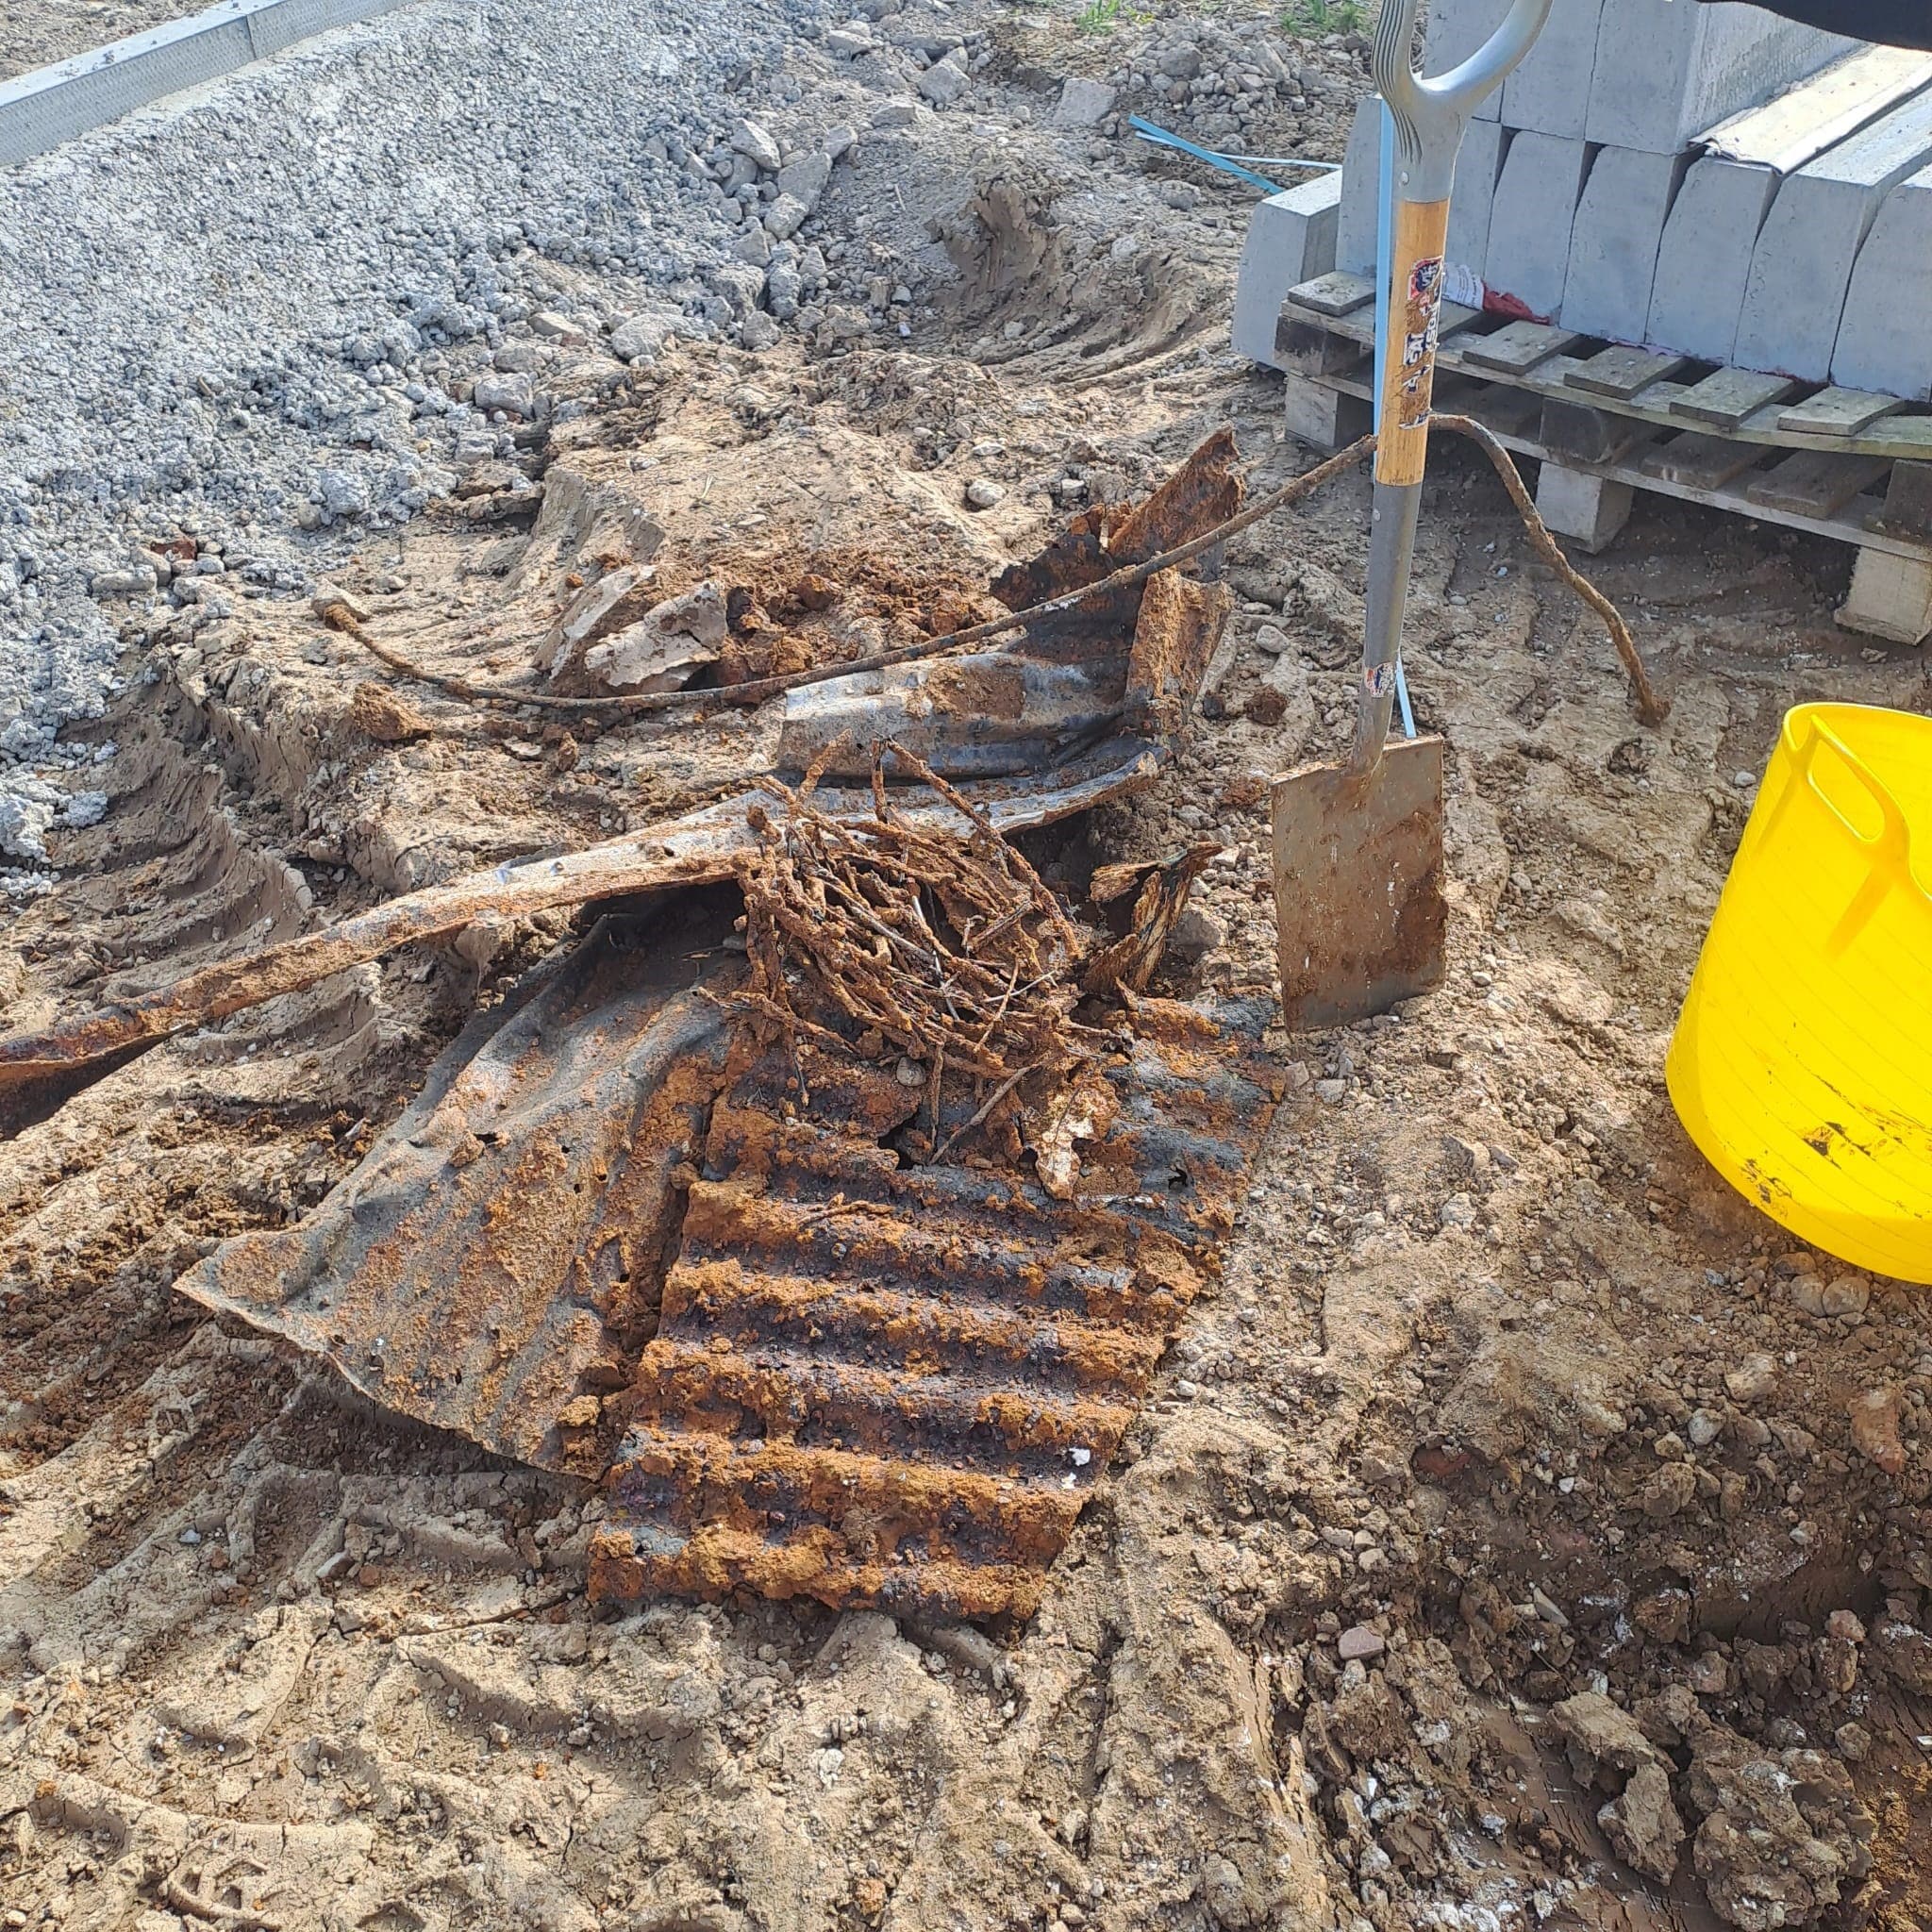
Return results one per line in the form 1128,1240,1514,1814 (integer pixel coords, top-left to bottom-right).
4,4,1932,1930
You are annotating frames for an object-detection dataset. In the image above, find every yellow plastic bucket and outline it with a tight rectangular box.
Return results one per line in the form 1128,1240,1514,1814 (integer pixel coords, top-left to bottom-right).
1667,701,1932,1283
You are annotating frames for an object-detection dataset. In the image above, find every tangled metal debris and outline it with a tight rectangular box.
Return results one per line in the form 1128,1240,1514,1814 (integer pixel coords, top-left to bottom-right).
53,434,1287,1618
0,434,1239,1103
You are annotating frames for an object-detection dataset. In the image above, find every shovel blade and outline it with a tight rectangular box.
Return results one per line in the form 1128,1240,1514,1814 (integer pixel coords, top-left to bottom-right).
1272,734,1447,1031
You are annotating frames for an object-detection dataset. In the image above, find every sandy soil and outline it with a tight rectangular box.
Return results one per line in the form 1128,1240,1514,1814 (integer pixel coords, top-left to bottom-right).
5,8,1932,1932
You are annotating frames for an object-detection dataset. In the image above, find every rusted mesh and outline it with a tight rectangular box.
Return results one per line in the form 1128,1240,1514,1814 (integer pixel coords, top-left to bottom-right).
727,740,1114,1157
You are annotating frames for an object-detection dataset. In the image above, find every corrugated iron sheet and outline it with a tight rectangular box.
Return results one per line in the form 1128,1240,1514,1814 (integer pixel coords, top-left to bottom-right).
588,993,1281,1621
139,431,1270,1621
177,917,738,1473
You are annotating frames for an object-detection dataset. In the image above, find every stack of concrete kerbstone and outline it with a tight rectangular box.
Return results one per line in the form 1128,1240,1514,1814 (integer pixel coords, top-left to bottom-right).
1235,0,1932,402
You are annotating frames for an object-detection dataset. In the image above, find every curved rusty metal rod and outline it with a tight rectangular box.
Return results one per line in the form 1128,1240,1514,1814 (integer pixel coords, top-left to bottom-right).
332,437,1378,717
1434,411,1669,727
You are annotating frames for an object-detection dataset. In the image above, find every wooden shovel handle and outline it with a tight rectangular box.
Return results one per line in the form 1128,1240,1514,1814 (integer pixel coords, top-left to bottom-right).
1374,197,1453,489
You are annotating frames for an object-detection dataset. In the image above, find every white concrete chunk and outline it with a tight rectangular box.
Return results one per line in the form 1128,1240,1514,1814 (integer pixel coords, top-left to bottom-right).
1483,131,1591,324
1500,0,1602,141
1336,95,1382,279
1446,120,1507,291
1231,173,1343,368
1832,161,1932,399
1585,0,1853,155
1736,92,1932,382
1561,146,1690,344
1644,157,1782,363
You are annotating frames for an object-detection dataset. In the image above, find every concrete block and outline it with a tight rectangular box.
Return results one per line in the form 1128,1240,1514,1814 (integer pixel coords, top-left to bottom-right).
1232,173,1342,368
1832,162,1932,400
1483,131,1591,324
1561,146,1690,344
1336,95,1382,279
1735,92,1932,383
1585,0,1853,155
1500,0,1602,140
1536,463,1633,553
1837,548,1932,644
1424,0,1507,118
1446,120,1508,291
1645,157,1783,363
1700,44,1932,172
0,0,417,167
1643,48,1932,364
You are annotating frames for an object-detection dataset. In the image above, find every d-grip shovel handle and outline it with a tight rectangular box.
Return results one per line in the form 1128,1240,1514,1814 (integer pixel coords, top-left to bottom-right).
1351,0,1552,772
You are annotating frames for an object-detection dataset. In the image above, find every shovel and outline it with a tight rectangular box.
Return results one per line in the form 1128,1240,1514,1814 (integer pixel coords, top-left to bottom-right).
1273,0,1552,1031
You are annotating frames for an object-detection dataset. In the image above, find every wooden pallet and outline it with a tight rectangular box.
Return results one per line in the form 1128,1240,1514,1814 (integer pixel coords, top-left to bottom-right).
1274,273,1932,644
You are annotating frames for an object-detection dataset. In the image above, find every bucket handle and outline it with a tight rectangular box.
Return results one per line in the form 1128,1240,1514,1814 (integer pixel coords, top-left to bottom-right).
1792,713,1911,862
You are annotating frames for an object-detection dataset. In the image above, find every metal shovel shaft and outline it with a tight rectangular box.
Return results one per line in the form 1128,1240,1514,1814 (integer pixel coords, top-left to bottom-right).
1350,0,1553,774
1273,0,1551,1032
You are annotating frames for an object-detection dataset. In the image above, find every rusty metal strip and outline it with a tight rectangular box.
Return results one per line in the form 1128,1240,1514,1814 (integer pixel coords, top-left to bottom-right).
0,740,1159,1099
588,992,1281,1621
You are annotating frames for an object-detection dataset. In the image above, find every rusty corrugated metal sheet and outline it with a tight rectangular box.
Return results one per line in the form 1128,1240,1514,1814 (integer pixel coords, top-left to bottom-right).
587,992,1281,1621
132,430,1269,1622
177,919,737,1473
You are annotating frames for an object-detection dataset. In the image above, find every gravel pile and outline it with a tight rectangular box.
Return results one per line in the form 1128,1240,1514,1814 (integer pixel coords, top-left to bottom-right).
1087,17,1367,160
0,0,1352,890
0,0,877,879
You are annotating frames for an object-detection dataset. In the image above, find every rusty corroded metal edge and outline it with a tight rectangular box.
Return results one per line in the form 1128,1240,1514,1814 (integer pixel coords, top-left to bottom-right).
589,993,1281,1622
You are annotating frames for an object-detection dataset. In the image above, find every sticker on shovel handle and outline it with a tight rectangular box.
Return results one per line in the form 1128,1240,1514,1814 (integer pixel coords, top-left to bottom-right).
1396,256,1444,433
1362,661,1398,698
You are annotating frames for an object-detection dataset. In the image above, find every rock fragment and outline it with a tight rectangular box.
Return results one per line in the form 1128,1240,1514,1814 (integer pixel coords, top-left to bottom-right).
728,118,782,173
1600,1761,1685,1885
1641,1461,1698,1520
347,682,431,744
1820,1273,1871,1316
1689,1730,1874,1931
1055,77,1118,126
915,58,969,108
573,582,727,695
1847,1385,1905,1474
764,192,809,242
775,151,833,209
